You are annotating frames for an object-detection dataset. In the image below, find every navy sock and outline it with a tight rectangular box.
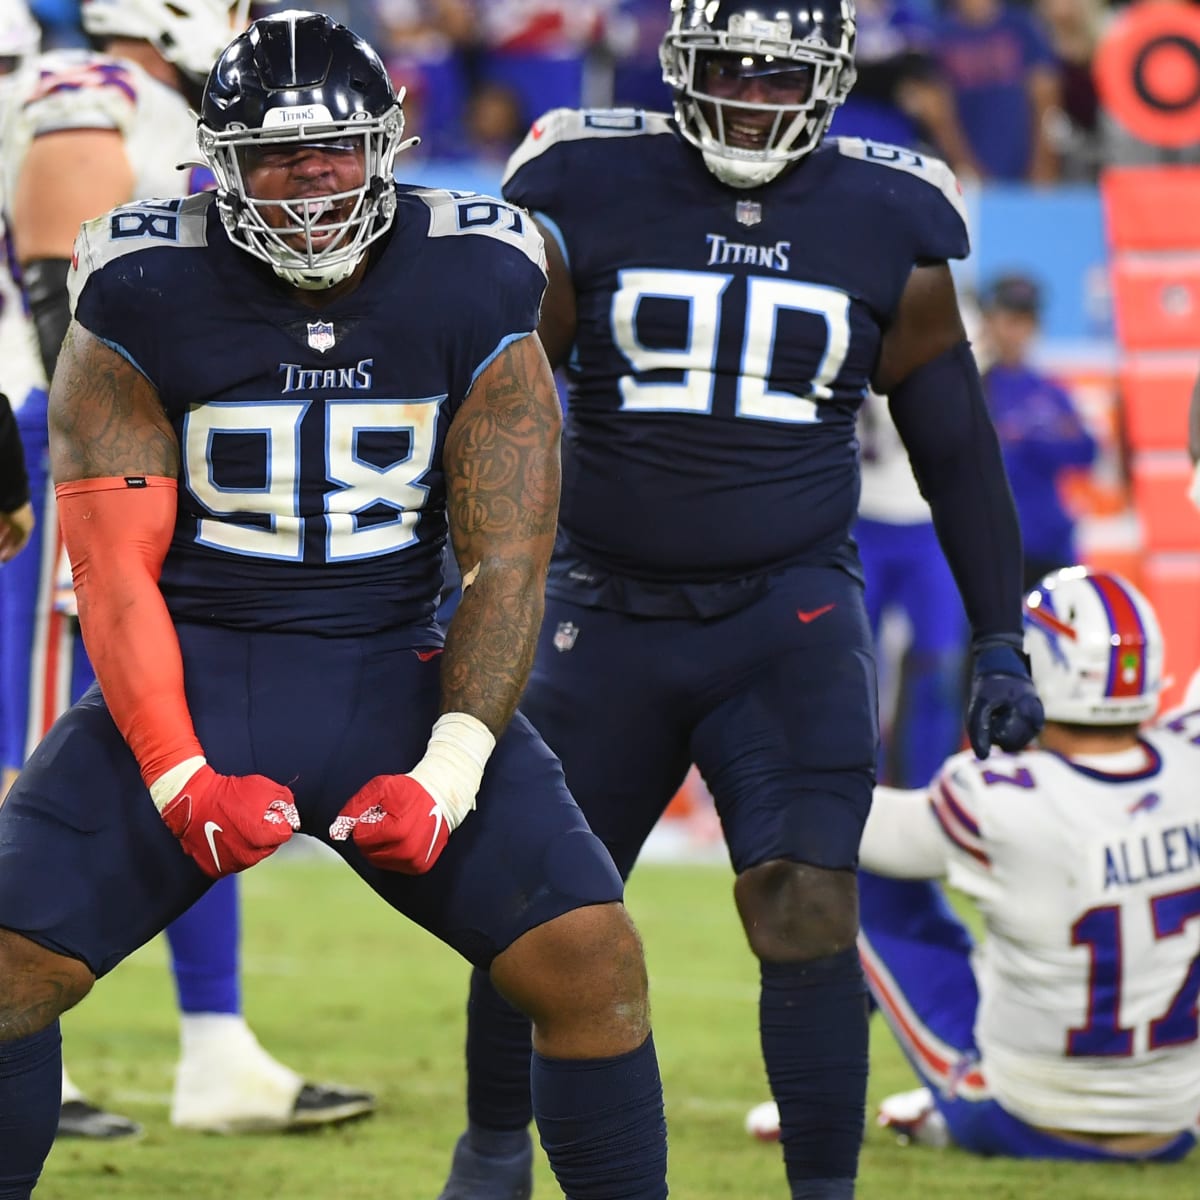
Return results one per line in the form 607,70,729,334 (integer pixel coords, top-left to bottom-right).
465,966,534,1144
761,951,868,1200
166,875,240,1014
0,1022,62,1199
532,1033,667,1200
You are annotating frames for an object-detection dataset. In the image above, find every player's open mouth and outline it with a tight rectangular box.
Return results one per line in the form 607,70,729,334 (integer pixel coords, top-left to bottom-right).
725,119,775,149
280,196,356,251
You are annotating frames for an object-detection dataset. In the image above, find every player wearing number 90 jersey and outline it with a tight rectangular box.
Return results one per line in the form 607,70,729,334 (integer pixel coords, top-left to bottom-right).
505,112,968,582
441,3,1041,1198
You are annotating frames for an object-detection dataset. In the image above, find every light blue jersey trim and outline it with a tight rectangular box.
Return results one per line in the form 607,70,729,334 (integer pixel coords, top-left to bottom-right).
469,331,533,393
96,335,152,385
533,210,570,273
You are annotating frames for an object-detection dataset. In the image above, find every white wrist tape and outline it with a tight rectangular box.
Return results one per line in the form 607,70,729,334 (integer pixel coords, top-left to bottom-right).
408,713,495,831
149,755,207,813
1190,460,1200,513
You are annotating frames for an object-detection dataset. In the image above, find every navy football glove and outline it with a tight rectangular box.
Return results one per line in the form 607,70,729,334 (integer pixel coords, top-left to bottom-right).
966,641,1045,759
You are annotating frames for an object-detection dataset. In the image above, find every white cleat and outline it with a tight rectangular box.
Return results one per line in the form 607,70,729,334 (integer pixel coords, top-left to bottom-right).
744,1100,781,1142
876,1087,951,1149
170,1015,374,1134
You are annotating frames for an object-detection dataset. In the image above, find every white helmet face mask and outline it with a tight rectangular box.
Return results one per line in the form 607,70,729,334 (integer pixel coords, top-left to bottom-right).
660,2,857,189
82,0,249,82
1023,567,1165,726
199,110,409,290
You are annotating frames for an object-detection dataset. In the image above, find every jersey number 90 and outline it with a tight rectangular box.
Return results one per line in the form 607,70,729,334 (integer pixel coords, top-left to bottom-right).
611,269,851,423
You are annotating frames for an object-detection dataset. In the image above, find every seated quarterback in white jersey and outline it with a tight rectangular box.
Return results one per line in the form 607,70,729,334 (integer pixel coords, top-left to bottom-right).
748,566,1200,1162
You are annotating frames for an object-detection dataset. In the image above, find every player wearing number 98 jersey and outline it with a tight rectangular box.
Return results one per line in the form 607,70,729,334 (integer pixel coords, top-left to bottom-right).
0,14,671,1198
440,2,1042,1198
851,567,1200,1161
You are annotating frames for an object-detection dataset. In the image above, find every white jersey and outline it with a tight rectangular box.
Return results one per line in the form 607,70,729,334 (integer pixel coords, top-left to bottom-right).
855,390,931,524
5,49,206,221
861,712,1200,1134
0,65,45,411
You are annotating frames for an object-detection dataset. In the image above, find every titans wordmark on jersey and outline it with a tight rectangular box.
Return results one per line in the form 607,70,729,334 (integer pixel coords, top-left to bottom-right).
67,187,546,636
502,109,969,586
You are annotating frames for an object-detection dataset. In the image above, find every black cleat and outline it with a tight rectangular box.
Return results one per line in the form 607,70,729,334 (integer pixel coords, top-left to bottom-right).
437,1130,533,1200
286,1082,376,1130
57,1098,143,1140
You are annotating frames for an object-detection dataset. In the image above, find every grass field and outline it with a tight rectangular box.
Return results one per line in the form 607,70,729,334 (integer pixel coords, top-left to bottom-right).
37,855,1200,1199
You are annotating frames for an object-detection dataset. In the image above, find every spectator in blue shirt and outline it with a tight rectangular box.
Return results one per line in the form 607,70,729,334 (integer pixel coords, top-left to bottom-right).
936,0,1061,182
980,275,1097,588
832,0,981,177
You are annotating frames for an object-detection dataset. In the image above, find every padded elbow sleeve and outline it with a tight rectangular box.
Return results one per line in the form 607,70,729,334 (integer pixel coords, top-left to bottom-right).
887,341,1023,645
23,257,72,383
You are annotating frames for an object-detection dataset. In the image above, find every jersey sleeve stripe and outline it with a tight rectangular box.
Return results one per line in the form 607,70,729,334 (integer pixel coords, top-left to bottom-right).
930,789,990,867
939,778,982,837
859,933,990,1098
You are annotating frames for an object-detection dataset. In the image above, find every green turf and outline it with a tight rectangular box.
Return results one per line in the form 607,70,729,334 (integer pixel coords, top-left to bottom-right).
37,857,1200,1198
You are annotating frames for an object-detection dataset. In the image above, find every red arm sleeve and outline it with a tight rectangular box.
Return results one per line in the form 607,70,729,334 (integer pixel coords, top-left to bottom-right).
55,476,204,786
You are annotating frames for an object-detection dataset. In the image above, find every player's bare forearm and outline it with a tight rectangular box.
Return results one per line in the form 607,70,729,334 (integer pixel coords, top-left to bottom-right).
441,332,561,736
48,323,179,484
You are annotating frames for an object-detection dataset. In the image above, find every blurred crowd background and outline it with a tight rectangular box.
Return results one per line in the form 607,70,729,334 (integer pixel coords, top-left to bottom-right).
23,0,1189,182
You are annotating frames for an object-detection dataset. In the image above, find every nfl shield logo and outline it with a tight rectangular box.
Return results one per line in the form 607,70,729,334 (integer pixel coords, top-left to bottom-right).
553,621,579,652
736,199,762,227
307,321,336,353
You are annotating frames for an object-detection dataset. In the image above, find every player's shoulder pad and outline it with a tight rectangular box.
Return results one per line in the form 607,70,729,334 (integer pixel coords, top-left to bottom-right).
68,193,212,314
20,50,144,139
833,137,969,241
502,107,675,184
412,187,546,272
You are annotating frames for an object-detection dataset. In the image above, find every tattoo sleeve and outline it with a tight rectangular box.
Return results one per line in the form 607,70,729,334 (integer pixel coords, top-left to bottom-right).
48,322,179,484
441,332,562,737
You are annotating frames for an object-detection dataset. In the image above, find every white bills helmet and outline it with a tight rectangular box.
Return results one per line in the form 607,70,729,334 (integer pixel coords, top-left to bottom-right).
1024,567,1165,726
81,0,248,83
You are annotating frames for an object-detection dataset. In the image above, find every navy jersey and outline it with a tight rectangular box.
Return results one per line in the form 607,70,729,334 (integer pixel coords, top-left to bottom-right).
502,109,968,595
68,187,546,635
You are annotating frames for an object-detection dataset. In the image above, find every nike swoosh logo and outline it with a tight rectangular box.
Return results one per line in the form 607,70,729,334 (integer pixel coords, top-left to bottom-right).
203,821,223,873
425,803,445,864
796,603,836,624
531,121,545,140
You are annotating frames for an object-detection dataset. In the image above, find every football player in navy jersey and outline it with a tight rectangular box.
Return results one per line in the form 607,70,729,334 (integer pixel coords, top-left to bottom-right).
0,13,669,1199
438,2,1044,1198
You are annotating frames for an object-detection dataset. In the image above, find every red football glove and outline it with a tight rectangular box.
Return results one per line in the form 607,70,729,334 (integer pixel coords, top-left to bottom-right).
160,764,300,879
328,774,451,875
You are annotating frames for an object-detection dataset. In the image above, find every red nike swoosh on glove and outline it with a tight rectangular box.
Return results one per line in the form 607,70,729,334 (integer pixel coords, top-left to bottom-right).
797,603,836,624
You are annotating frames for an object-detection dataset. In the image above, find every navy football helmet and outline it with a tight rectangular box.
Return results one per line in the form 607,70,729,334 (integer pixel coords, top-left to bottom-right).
197,11,415,290
660,0,857,188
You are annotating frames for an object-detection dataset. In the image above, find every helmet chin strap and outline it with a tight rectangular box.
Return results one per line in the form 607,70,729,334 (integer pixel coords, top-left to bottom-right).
700,151,790,189
274,255,363,290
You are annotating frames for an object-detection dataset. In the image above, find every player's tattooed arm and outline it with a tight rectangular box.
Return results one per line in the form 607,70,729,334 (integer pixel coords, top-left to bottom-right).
48,322,179,484
442,331,562,737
